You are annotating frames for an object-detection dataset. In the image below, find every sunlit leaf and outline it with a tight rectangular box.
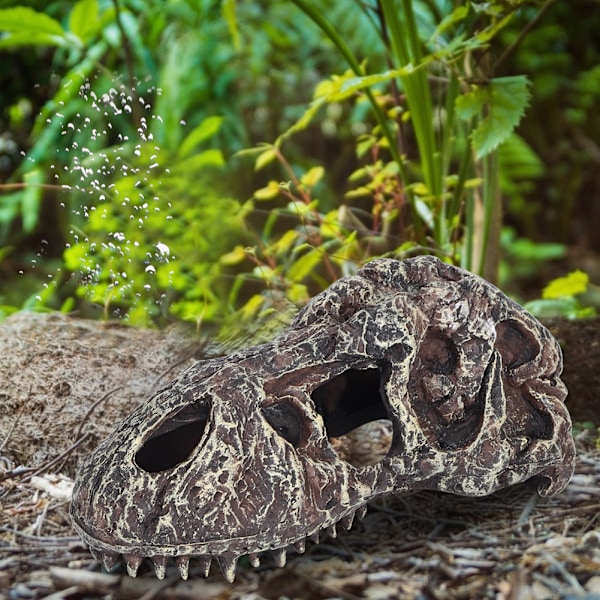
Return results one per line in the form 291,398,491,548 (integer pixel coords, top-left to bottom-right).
219,245,247,266
0,7,64,36
255,147,278,171
272,229,299,254
69,0,99,42
542,270,589,299
287,248,322,282
0,31,67,48
300,166,324,188
254,181,281,201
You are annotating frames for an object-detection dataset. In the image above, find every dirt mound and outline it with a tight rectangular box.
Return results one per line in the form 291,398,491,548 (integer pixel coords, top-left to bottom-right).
0,312,201,473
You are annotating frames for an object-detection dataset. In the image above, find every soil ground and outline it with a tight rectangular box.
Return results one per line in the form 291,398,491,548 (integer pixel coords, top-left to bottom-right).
1,312,599,600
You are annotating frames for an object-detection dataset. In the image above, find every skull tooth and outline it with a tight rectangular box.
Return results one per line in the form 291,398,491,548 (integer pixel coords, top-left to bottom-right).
340,511,355,530
176,556,190,580
247,553,260,568
271,547,287,568
356,504,368,520
197,555,212,578
151,555,167,580
217,553,238,583
124,554,143,577
309,532,320,544
326,523,337,538
101,551,120,572
293,539,306,554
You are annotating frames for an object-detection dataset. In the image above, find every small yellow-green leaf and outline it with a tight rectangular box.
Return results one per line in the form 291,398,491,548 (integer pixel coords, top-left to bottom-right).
287,248,322,282
254,181,281,201
464,177,483,189
255,147,277,171
287,283,309,304
219,245,247,266
240,294,265,319
542,270,589,299
272,229,299,254
300,166,324,188
411,182,429,196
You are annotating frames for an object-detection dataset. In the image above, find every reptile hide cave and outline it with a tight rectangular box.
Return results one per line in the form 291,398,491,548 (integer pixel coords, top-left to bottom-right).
70,256,576,582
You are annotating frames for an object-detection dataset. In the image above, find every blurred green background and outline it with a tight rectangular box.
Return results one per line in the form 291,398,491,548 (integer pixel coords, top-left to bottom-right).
1,0,599,328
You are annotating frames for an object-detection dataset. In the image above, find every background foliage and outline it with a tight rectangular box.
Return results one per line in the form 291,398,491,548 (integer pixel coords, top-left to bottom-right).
1,0,598,327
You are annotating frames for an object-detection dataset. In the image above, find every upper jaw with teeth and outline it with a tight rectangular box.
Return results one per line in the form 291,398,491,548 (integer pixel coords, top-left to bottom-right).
70,256,575,582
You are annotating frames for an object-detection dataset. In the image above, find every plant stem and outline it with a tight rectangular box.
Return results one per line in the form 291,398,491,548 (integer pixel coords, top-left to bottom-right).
288,0,418,230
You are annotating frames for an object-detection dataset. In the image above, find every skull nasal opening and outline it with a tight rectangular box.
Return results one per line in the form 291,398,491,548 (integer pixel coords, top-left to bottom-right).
312,366,392,466
134,398,210,473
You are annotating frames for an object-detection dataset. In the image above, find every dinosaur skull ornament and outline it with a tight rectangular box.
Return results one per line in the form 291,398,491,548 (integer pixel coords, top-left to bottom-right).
70,256,575,582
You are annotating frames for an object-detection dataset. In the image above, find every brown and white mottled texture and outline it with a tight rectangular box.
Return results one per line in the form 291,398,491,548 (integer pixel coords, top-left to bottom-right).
69,256,575,582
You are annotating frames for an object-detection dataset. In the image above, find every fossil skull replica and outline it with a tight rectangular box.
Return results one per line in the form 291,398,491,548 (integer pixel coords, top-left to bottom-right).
70,256,575,582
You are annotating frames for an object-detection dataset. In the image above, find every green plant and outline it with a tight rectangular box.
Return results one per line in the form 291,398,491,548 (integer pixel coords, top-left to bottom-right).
525,269,598,320
241,0,541,284
525,270,600,319
0,0,355,324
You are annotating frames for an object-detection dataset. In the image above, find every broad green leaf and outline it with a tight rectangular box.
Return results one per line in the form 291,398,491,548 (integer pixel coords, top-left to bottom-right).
0,31,68,48
542,270,589,299
69,0,99,42
0,7,64,36
456,76,530,159
178,116,223,159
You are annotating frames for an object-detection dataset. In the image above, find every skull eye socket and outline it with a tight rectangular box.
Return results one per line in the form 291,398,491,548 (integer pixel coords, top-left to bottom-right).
312,367,388,438
262,402,303,447
495,319,539,369
135,398,210,473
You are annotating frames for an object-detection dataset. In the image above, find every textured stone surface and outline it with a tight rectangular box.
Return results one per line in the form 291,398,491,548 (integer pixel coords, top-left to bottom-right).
69,256,575,582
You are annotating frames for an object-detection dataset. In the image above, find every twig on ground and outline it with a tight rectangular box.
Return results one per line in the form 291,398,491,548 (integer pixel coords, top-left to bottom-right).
73,387,121,442
0,386,32,455
23,434,91,483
